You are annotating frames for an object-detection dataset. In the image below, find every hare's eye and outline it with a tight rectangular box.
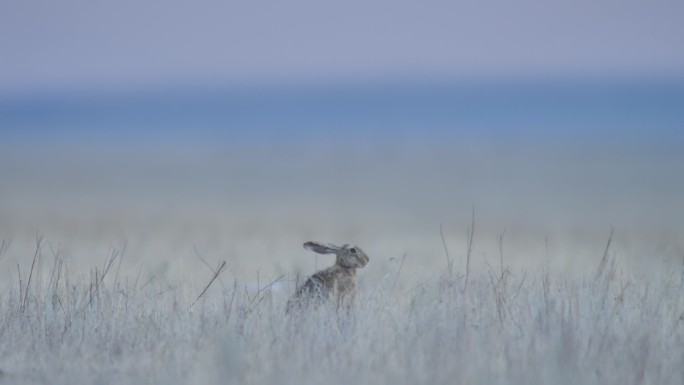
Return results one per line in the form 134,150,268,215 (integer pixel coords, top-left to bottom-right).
349,247,357,254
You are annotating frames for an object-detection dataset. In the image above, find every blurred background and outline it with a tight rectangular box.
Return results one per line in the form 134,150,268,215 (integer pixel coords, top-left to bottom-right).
1,0,683,284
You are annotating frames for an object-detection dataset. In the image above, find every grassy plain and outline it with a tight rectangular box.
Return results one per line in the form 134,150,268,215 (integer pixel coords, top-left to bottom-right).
1,142,683,384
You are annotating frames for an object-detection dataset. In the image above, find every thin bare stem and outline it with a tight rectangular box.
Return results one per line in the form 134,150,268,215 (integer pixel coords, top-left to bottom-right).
0,239,10,262
439,224,452,280
74,247,120,316
190,260,228,308
543,235,551,319
133,264,144,291
464,204,475,292
194,246,227,290
17,264,22,311
594,226,614,281
392,253,407,290
22,236,43,313
498,229,506,283
113,241,127,286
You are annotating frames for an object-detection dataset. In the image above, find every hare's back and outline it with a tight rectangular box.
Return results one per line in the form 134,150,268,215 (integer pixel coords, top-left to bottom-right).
298,272,333,299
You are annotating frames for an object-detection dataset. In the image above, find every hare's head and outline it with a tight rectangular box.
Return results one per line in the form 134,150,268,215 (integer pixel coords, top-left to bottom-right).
303,241,369,269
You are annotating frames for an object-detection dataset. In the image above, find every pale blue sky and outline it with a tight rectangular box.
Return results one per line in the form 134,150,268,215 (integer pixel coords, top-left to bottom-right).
2,0,683,94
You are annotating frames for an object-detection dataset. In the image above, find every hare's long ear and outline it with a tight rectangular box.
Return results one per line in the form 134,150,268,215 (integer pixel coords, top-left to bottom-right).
303,242,338,254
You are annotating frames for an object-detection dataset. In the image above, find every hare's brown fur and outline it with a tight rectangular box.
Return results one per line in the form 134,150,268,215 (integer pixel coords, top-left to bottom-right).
287,242,369,312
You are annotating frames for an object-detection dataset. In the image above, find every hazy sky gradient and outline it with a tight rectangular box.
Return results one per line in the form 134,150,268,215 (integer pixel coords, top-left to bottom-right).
2,0,684,94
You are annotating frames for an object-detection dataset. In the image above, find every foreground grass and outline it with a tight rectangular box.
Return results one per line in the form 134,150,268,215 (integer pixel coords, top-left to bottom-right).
0,239,683,385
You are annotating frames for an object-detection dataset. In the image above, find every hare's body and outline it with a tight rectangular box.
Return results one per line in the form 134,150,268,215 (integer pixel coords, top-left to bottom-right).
295,264,358,302
287,242,369,312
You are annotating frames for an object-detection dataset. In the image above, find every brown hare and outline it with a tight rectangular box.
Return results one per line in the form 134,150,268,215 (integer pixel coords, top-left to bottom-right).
287,241,369,312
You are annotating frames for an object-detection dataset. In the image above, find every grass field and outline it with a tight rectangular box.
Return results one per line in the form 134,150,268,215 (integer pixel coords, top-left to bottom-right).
1,142,683,384
1,233,683,385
